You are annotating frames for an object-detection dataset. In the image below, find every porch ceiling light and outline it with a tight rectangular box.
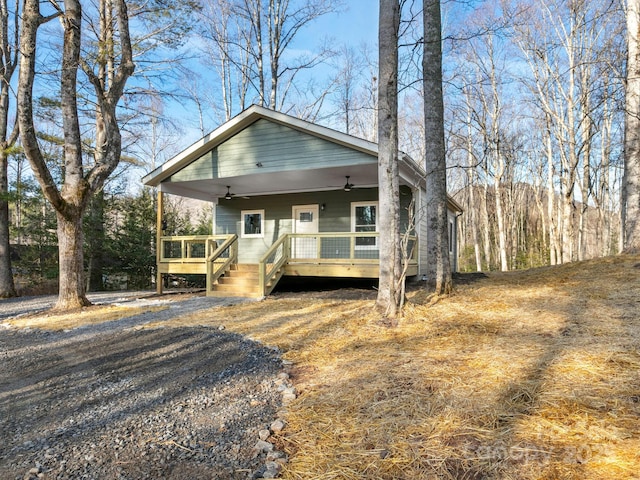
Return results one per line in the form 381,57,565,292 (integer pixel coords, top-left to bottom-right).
344,176,354,192
225,186,233,200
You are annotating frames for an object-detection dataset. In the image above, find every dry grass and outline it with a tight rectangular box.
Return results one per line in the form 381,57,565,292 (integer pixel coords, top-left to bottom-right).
153,254,640,479
4,304,168,331
7,255,640,478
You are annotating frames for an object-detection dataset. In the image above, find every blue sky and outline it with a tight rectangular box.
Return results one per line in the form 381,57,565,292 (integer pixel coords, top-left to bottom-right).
303,1,379,48
170,1,380,146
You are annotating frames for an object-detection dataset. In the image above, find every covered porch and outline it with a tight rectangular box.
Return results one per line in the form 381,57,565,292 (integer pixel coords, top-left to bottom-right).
143,106,430,298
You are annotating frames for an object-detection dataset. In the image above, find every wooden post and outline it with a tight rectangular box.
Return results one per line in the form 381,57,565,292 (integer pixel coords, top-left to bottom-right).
156,190,164,295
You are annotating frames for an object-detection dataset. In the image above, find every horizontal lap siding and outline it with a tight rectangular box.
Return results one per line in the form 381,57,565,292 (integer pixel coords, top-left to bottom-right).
167,119,375,183
217,189,379,263
415,187,459,275
216,188,415,264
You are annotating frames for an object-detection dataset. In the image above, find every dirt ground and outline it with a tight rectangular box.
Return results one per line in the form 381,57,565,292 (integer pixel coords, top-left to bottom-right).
0,295,283,480
2,255,639,479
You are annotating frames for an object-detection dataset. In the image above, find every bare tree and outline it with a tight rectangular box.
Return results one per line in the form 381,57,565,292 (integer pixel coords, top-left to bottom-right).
624,0,640,252
18,0,134,309
510,0,622,263
423,0,451,294
0,0,18,297
332,44,366,135
376,0,402,317
196,0,340,118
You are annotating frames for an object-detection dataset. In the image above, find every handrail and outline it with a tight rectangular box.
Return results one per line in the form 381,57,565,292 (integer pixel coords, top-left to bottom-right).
206,234,238,294
258,234,290,296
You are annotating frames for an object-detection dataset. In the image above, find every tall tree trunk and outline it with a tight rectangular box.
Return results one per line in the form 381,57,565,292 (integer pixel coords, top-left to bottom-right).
18,0,134,310
268,0,280,108
57,211,87,306
561,189,575,262
578,76,593,261
0,0,18,298
468,177,483,272
423,0,451,294
375,0,401,317
545,118,558,265
57,0,91,308
464,93,483,271
623,0,640,252
495,177,508,271
0,149,16,297
599,92,612,256
481,182,492,270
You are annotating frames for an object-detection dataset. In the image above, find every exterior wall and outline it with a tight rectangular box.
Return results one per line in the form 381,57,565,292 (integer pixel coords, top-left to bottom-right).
415,186,460,276
166,119,375,183
417,186,428,277
215,187,414,264
448,210,459,272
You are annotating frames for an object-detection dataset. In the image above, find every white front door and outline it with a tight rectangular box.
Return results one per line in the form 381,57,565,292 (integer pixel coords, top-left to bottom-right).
292,204,319,258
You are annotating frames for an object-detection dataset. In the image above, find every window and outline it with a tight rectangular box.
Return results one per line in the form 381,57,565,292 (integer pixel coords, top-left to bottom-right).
449,219,454,253
241,210,264,238
351,202,378,249
299,211,313,222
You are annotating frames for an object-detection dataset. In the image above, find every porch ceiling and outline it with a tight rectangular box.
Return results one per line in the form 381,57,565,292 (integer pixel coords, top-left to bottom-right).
160,164,381,201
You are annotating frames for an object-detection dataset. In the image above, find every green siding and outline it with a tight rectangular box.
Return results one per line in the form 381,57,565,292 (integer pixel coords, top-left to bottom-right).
216,187,415,263
167,119,375,183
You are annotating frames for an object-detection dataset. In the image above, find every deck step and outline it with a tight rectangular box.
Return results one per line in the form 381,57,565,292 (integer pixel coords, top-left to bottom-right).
209,264,263,298
218,275,258,286
232,263,259,272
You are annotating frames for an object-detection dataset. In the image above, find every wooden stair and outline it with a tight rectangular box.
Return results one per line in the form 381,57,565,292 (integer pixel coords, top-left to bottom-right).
209,264,263,298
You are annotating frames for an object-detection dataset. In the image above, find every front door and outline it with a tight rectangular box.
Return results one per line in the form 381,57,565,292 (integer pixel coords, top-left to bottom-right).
292,204,319,259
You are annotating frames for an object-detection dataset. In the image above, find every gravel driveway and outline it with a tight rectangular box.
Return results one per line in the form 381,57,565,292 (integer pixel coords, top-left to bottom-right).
0,293,286,479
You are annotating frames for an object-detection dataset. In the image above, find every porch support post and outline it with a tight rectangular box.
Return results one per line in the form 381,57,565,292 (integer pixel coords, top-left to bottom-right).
156,190,164,295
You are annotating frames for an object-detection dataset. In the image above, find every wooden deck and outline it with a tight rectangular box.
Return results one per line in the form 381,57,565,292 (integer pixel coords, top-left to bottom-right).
156,233,418,298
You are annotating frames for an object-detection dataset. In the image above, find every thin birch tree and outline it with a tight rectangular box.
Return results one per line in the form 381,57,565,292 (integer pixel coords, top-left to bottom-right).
624,0,640,252
0,0,18,297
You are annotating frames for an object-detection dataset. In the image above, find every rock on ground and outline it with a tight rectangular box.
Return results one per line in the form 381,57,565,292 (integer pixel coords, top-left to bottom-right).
0,324,284,480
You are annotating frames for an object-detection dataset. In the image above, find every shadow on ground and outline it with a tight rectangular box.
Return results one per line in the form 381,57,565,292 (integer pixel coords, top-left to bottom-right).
0,325,282,479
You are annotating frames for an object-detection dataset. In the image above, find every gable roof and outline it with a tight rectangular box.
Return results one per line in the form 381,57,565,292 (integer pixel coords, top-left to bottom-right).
142,105,390,188
141,104,462,213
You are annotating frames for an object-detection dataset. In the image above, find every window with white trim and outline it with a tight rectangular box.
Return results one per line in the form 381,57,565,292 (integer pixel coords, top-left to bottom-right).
241,210,264,238
351,202,378,249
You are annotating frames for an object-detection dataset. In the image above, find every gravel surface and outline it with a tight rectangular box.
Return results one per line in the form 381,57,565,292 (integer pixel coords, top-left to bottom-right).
0,291,154,320
0,294,286,480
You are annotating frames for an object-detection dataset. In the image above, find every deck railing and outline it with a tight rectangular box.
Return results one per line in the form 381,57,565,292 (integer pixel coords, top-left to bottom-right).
158,234,238,293
285,232,418,263
159,235,232,263
158,232,418,296
257,232,418,296
205,234,238,294
258,234,290,296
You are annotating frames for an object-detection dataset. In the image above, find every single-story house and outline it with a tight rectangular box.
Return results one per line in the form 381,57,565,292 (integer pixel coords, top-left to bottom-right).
142,105,462,297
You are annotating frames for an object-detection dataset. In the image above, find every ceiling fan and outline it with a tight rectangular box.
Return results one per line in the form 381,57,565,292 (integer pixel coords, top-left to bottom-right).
343,176,354,192
223,186,250,200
